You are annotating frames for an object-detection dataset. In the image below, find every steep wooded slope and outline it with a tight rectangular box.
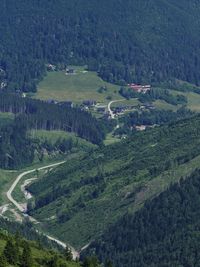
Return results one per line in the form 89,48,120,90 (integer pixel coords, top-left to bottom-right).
1,0,200,91
0,228,80,267
84,169,200,267
28,114,200,247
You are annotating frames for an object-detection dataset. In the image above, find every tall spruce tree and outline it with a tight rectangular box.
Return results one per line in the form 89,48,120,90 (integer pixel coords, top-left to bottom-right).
0,254,7,267
3,239,19,265
20,242,33,267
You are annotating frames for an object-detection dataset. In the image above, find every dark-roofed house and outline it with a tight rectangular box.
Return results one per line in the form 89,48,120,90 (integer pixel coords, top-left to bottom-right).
83,100,97,106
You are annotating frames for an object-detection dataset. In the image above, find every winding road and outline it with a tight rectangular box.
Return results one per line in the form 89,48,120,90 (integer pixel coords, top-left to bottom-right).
6,161,80,259
108,100,125,119
7,161,66,212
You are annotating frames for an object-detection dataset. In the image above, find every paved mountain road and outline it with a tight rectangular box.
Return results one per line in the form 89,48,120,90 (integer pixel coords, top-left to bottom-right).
108,100,125,119
7,161,66,212
6,161,80,259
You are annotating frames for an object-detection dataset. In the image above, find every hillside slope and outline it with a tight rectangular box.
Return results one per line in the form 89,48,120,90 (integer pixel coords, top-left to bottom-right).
0,229,80,267
1,0,200,91
28,114,200,248
84,169,200,267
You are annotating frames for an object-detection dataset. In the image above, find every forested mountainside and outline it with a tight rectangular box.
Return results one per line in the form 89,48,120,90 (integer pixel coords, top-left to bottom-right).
27,114,200,248
114,107,194,137
0,228,80,267
0,93,107,169
0,217,62,251
84,169,200,267
0,93,105,144
1,0,200,91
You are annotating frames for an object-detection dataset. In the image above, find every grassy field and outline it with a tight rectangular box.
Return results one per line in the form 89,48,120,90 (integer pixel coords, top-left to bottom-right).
36,66,200,113
104,132,121,146
182,92,200,111
0,112,14,127
36,66,123,104
159,89,200,112
30,130,95,149
0,170,19,206
111,98,140,108
153,100,180,111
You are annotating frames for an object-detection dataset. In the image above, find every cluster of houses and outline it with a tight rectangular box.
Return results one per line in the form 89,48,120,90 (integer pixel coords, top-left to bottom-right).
0,81,7,89
46,64,76,75
46,64,57,71
66,68,76,75
0,68,7,90
45,99,101,111
128,83,151,93
46,99,74,108
113,105,137,116
112,103,155,118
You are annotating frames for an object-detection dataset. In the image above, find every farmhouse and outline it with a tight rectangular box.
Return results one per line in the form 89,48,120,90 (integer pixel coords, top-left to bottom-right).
46,64,56,71
97,107,106,113
66,68,75,75
46,99,58,105
135,125,147,131
0,82,7,89
83,100,97,107
59,101,73,108
128,83,151,93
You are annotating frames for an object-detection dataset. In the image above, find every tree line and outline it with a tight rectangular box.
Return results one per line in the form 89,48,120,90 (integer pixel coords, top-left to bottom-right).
0,225,113,267
26,114,200,246
84,169,200,266
119,87,187,105
114,107,194,137
0,93,105,144
1,0,200,92
0,93,107,168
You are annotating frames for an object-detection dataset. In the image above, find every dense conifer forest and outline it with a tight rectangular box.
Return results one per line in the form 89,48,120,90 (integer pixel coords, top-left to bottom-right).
0,227,79,267
25,114,200,248
0,217,107,266
0,217,61,251
0,93,107,168
85,169,200,267
2,1,200,266
1,0,200,91
0,93,105,144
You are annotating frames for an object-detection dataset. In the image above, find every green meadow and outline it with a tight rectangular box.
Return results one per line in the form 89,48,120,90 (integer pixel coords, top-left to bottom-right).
36,66,123,104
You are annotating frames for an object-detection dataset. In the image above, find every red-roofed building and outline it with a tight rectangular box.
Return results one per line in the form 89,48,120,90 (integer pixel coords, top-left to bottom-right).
128,83,151,93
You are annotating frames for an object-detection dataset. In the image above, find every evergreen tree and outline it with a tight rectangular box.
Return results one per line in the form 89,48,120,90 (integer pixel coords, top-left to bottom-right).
20,242,33,267
64,246,73,261
50,255,59,267
105,259,113,267
0,254,7,267
83,256,100,267
3,239,19,265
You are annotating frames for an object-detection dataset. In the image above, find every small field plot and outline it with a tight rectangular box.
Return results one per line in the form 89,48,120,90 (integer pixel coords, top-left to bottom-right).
36,66,123,104
183,92,200,112
0,170,18,206
104,132,121,146
169,90,200,112
30,130,95,149
0,112,14,127
153,100,180,111
111,98,140,108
